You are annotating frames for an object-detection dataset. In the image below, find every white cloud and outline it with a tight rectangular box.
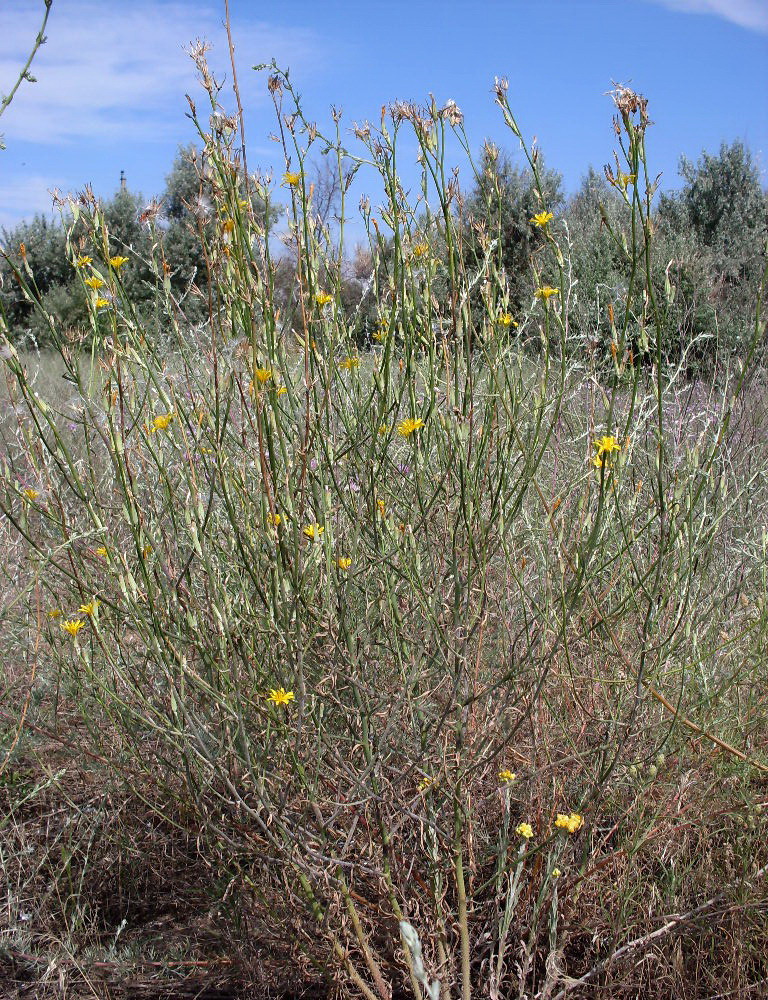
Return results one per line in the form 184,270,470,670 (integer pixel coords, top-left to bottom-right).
0,174,64,230
0,0,322,144
646,0,768,33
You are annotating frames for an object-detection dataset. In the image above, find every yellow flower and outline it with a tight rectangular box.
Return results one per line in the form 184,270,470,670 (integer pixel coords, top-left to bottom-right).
555,812,583,834
315,292,333,307
339,356,360,370
552,867,562,878
498,769,517,784
46,609,63,619
615,171,637,191
516,822,534,840
418,776,434,792
283,171,301,187
412,242,429,258
535,285,560,300
95,546,109,558
378,424,391,435
267,687,295,706
303,523,324,539
85,276,104,290
61,618,86,637
94,297,110,309
109,255,129,269
371,329,388,342
222,217,235,233
75,255,92,268
268,512,282,527
23,488,39,501
254,367,273,383
376,498,386,517
150,412,174,433
397,417,425,438
497,312,517,328
531,211,554,228
277,386,288,395
594,435,621,458
336,556,352,570
78,599,99,616
142,544,153,558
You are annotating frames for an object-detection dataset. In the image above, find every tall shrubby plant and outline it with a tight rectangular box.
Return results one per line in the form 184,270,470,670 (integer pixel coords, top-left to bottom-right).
1,49,766,1000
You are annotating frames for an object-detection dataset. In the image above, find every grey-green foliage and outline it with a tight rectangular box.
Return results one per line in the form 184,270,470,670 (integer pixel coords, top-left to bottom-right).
563,167,627,334
463,145,564,313
161,143,280,324
656,140,768,362
0,146,214,342
0,191,159,345
160,143,212,322
0,214,72,346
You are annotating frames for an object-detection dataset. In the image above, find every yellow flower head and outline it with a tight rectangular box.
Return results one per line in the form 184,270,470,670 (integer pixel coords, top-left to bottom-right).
376,498,386,517
46,609,63,619
397,417,425,438
267,687,295,706
75,255,92,268
552,867,562,878
283,171,301,187
535,285,560,301
531,211,554,228
516,822,534,840
303,523,324,539
222,217,235,234
412,242,429,258
315,292,333,307
254,367,273,384
95,546,109,558
61,618,86,637
339,356,360,370
150,412,174,433
78,599,99,616
142,544,153,558
594,435,621,458
277,386,288,395
85,276,104,290
498,769,517,784
615,171,637,191
371,329,388,342
109,255,129,269
418,775,434,792
555,812,583,834
336,556,352,570
23,487,40,501
378,424,391,435
268,512,282,527
94,297,110,309
497,312,518,328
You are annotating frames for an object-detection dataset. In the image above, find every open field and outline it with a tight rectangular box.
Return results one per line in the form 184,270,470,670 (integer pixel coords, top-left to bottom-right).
1,48,767,1000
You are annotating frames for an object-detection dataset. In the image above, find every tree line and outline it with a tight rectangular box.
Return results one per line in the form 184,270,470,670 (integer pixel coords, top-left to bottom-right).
1,138,765,369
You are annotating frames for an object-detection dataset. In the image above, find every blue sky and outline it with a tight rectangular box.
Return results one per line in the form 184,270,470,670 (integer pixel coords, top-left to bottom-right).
0,0,766,235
